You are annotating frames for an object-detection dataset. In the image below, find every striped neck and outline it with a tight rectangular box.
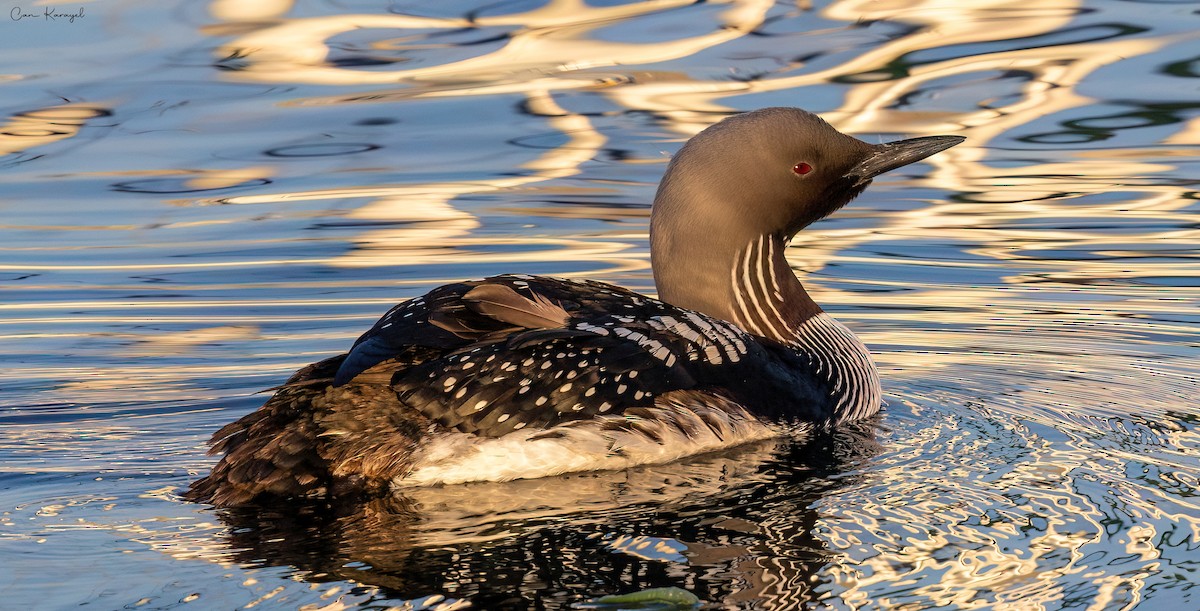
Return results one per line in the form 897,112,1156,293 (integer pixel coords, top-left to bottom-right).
729,233,882,422
728,233,819,343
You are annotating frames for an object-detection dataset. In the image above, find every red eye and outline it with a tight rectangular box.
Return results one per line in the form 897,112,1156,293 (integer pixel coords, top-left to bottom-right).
793,162,813,176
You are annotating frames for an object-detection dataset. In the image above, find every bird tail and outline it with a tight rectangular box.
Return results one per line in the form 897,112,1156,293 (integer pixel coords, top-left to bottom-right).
185,355,425,507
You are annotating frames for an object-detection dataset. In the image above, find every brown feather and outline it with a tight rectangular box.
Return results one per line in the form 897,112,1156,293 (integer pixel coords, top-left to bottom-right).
185,354,429,507
462,284,569,329
428,308,488,338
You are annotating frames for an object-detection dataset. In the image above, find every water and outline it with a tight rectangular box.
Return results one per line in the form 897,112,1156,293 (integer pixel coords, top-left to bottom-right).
2,0,1198,608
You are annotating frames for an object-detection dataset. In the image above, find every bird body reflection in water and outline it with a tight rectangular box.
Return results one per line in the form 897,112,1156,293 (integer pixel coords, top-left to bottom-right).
209,423,881,609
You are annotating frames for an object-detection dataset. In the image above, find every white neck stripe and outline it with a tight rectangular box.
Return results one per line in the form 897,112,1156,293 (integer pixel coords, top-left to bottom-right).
755,235,790,338
732,235,790,342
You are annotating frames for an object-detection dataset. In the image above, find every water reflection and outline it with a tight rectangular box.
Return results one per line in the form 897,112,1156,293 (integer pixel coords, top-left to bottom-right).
2,0,1198,608
202,426,879,608
196,0,1200,303
214,1,772,87
0,105,111,165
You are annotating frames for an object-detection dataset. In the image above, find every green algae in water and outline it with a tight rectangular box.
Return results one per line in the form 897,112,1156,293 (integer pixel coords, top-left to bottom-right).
575,587,702,610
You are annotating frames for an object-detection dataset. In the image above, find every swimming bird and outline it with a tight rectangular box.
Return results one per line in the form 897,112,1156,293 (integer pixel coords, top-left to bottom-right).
188,107,963,507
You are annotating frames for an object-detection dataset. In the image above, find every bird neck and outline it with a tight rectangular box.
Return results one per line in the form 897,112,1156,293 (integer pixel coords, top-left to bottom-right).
725,233,882,421
725,232,820,343
652,229,820,343
652,226,882,422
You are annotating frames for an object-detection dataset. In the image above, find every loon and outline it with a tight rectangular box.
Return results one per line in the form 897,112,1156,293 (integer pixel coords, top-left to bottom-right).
188,107,963,507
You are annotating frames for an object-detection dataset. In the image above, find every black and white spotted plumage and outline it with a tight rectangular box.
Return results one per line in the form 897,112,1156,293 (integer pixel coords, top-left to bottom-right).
188,107,964,507
187,274,829,506
334,274,835,438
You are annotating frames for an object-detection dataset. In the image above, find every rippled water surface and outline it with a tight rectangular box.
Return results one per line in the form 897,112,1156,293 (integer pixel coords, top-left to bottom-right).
3,0,1198,609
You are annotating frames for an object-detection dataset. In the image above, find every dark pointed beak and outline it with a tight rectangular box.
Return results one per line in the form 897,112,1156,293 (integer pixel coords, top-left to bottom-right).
847,135,965,187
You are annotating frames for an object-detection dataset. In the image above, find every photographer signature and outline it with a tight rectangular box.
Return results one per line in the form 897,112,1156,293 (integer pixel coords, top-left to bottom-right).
11,6,85,23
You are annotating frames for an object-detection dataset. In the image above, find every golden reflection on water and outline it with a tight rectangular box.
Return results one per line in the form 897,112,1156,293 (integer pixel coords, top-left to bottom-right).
0,105,108,156
216,0,771,87
196,0,1200,297
208,0,292,23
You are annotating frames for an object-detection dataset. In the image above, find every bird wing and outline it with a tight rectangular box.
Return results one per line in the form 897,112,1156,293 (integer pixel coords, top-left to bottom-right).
329,275,767,437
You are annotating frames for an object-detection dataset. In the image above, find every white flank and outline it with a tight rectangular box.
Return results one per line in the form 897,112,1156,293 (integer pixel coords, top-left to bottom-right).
396,402,783,488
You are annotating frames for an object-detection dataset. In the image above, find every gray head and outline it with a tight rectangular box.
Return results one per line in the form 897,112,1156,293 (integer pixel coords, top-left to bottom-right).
650,107,963,330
